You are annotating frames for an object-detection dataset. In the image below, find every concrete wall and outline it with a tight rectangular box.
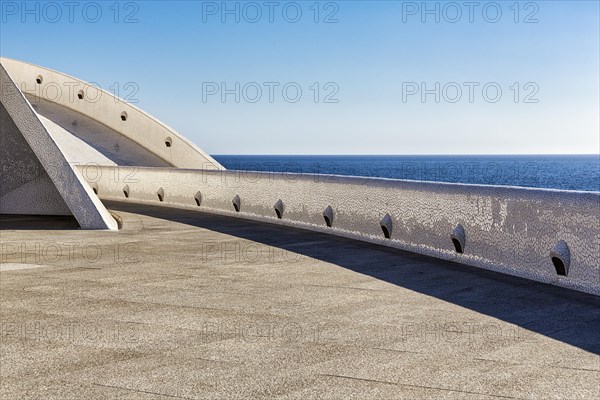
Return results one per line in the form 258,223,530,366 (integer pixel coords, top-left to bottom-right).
0,57,223,170
1,64,117,229
0,102,72,215
81,165,600,295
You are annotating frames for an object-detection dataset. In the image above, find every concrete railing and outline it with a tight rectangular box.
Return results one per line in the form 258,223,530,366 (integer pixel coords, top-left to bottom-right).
79,165,600,296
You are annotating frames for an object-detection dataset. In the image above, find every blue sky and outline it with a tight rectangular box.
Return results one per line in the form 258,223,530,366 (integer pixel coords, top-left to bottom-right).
1,0,598,154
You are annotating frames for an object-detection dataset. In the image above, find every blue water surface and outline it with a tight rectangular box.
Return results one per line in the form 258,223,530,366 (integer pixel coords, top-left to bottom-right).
212,155,600,192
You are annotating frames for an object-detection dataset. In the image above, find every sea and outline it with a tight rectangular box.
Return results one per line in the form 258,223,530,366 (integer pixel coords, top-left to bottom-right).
212,155,600,192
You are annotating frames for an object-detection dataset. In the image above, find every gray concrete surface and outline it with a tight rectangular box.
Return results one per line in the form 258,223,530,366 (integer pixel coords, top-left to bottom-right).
29,97,168,167
85,165,600,296
1,202,598,399
0,64,117,230
0,93,72,216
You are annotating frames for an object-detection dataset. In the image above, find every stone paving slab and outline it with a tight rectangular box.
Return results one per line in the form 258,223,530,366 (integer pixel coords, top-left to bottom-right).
1,201,599,399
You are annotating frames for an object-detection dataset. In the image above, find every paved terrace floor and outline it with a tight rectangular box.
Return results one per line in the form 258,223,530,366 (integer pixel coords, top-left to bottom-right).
1,201,599,399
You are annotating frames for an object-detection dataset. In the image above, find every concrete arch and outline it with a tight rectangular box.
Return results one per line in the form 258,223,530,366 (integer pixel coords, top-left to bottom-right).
0,57,223,170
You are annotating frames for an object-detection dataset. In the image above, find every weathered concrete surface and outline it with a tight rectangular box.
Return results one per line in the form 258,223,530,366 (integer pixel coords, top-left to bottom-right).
0,98,72,216
84,165,600,295
29,96,168,167
1,202,598,399
0,64,117,230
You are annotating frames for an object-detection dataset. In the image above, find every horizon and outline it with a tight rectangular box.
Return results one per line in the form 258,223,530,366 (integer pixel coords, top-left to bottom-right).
212,153,600,156
1,1,598,154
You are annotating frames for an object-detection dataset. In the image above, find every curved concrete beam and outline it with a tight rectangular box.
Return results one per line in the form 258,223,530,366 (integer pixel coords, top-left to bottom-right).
0,57,224,170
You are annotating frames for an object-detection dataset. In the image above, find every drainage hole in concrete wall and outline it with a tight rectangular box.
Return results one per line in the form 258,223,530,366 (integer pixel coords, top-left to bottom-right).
77,90,84,100
232,195,241,212
552,257,567,276
123,185,130,198
380,214,393,239
194,191,202,206
274,199,284,219
451,224,466,254
36,75,43,84
157,188,164,202
452,238,463,254
550,241,570,277
120,111,128,121
381,225,391,239
165,137,172,147
323,206,334,227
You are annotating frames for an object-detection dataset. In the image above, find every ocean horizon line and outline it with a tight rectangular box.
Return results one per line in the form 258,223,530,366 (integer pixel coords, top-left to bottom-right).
212,153,600,157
